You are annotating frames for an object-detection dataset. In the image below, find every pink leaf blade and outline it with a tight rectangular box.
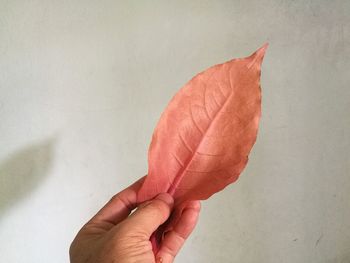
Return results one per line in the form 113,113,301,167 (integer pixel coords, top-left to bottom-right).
138,44,267,206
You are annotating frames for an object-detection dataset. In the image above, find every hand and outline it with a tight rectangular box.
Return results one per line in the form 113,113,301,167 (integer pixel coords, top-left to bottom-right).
70,178,201,263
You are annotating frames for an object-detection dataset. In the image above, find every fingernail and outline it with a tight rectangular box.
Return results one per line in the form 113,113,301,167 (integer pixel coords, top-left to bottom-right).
155,193,174,207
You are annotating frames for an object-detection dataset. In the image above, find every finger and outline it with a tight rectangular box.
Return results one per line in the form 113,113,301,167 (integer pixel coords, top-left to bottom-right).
120,193,174,238
156,201,201,262
88,177,145,227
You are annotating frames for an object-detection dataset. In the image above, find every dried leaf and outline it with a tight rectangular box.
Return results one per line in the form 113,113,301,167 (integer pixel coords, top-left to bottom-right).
137,44,268,252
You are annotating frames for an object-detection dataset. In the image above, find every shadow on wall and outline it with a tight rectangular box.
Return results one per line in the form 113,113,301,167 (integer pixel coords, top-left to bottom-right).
0,138,55,217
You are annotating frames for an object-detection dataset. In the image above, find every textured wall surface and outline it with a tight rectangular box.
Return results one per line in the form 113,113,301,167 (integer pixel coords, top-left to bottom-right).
0,1,349,262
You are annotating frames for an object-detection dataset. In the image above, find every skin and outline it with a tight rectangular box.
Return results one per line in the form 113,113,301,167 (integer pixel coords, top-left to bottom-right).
70,178,201,263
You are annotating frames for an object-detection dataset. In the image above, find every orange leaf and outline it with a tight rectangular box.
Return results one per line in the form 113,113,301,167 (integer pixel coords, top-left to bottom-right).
137,44,268,253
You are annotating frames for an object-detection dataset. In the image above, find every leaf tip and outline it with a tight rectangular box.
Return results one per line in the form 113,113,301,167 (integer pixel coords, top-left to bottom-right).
246,43,268,69
252,43,268,60
259,42,269,53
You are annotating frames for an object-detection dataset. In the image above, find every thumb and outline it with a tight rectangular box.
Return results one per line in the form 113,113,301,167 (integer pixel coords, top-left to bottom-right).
120,193,174,238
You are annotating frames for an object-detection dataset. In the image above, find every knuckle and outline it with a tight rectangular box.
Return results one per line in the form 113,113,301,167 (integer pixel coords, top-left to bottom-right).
115,222,150,241
110,193,121,203
109,192,134,211
147,199,169,213
113,237,152,256
190,201,201,211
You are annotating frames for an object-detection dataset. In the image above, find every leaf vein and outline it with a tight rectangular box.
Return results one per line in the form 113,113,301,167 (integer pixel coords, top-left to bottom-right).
189,104,205,134
168,69,236,195
196,152,225,157
203,83,212,120
178,133,193,154
171,152,185,167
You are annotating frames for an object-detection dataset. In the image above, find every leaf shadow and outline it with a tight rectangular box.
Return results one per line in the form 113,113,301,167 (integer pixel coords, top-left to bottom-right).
0,138,55,217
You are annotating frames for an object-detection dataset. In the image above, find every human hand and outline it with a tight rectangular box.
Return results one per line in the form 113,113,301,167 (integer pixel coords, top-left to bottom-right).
70,178,200,263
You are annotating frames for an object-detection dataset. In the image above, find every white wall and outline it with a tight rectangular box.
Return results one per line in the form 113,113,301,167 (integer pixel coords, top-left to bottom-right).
1,1,349,262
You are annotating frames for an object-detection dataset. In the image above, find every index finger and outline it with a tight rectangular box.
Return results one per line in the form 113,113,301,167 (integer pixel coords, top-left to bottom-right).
88,177,145,226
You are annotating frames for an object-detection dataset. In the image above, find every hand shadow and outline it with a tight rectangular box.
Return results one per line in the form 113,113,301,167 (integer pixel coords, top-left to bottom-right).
0,138,55,218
